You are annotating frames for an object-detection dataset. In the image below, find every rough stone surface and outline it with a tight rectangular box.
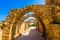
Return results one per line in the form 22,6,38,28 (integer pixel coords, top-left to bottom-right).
1,0,60,40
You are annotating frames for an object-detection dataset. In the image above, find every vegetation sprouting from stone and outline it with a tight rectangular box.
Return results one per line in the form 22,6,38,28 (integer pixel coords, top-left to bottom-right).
28,23,36,27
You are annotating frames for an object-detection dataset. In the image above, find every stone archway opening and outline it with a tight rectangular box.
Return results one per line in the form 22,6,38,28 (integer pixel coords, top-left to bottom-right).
15,12,43,39
15,12,45,40
20,17,37,35
12,6,47,40
2,5,56,40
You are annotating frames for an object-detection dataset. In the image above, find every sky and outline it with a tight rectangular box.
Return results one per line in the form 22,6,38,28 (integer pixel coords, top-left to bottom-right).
24,12,34,16
24,12,36,21
24,17,36,21
0,0,45,22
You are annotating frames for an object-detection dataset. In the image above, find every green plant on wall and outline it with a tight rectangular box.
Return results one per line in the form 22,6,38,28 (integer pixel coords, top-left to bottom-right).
28,23,36,28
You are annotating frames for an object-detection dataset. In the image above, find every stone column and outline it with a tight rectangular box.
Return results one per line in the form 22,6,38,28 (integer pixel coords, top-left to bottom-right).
15,21,22,37
0,28,2,40
36,20,40,31
19,23,21,35
25,22,29,31
16,22,21,37
20,22,26,34
38,20,43,33
26,22,29,30
14,24,19,38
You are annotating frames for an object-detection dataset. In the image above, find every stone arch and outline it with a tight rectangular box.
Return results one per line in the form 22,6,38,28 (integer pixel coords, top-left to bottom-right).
11,5,53,40
20,14,40,22
14,14,40,38
20,14,44,32
2,5,54,40
13,11,46,39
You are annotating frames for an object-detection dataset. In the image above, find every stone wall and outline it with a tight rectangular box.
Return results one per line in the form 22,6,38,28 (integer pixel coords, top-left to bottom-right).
45,24,60,40
46,0,60,6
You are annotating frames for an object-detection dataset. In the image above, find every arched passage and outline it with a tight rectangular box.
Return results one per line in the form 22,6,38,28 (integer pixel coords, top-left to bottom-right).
10,5,50,40
2,5,54,40
13,12,45,39
15,13,45,40
19,13,45,34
